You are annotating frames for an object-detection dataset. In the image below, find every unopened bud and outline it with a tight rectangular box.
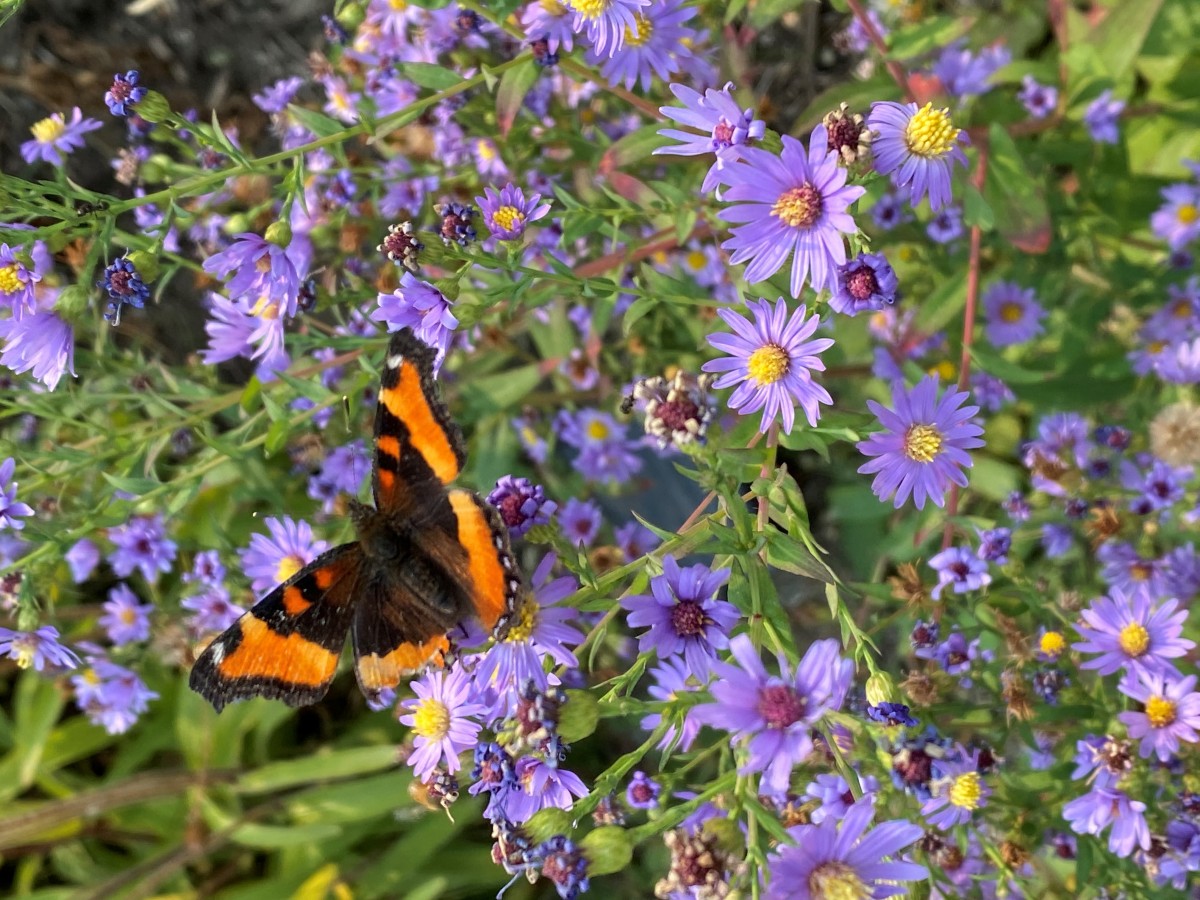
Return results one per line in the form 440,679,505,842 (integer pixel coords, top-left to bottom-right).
557,689,599,744
865,671,896,707
125,250,160,284
579,826,632,876
524,807,572,845
134,90,173,124
265,221,293,249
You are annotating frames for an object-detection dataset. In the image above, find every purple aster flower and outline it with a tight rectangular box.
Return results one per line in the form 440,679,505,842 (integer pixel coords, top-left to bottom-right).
616,520,658,560
656,81,766,193
856,375,985,510
20,107,102,165
66,538,101,583
1040,523,1073,558
475,183,551,241
532,834,590,899
1123,457,1189,513
1063,783,1150,858
399,665,487,780
1018,74,1059,119
521,0,575,53
0,458,33,530
0,306,76,390
922,748,991,830
434,200,478,246
866,701,918,727
802,772,880,824
930,41,1010,98
590,0,696,91
829,252,899,316
564,0,651,57
702,297,834,434
559,497,602,546
621,555,736,676
625,770,661,809
99,583,153,646
928,546,991,600
202,233,304,318
0,243,42,315
869,101,969,211
504,755,589,823
183,549,225,586
1117,669,1200,761
970,370,1014,411
1151,183,1200,250
71,651,158,735
692,634,852,796
982,281,1045,346
1084,89,1125,144
488,476,557,538
0,625,78,672
513,414,549,464
372,273,458,371
926,204,964,243
105,70,146,116
240,516,328,596
181,584,244,636
575,439,642,483
476,553,582,696
976,526,1011,564
108,514,177,584
252,76,305,114
870,191,912,231
719,124,866,296
307,440,371,513
640,656,704,751
918,629,987,684
1161,543,1200,601
201,293,290,381
764,797,928,899
98,257,151,325
1073,587,1194,678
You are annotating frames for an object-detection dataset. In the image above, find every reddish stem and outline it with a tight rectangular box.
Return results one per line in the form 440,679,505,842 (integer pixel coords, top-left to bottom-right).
844,0,915,102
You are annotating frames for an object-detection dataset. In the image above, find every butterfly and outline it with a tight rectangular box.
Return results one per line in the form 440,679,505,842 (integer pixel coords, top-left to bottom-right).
189,328,521,711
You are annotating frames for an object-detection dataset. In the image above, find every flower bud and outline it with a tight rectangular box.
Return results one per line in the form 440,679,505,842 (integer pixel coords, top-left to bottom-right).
133,90,173,124
865,671,896,706
265,220,293,249
580,826,632,876
53,283,91,324
222,213,253,235
701,817,745,858
557,689,599,744
524,807,572,845
125,250,160,284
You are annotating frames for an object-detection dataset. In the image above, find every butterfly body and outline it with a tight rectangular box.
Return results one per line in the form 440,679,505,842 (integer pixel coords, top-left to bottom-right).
189,329,520,711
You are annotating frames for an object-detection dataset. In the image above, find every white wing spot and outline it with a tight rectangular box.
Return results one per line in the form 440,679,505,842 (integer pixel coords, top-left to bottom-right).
209,640,226,664
387,353,405,369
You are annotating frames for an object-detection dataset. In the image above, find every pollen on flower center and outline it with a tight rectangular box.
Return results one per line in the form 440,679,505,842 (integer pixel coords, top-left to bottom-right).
1118,621,1150,657
904,103,961,159
948,771,983,809
12,637,36,670
1179,204,1199,224
30,116,65,144
772,183,823,229
1145,695,1177,728
758,684,806,729
1000,302,1024,323
0,264,22,295
504,596,539,643
903,423,944,462
624,12,653,46
541,0,567,15
669,599,708,637
412,697,451,740
276,555,303,583
747,344,790,386
807,861,871,900
711,118,735,146
686,250,707,271
120,608,138,625
492,205,525,233
568,0,610,21
1039,631,1065,657
846,268,879,301
586,420,611,441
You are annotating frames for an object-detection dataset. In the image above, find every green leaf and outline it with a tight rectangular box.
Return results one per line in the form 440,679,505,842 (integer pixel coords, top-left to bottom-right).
961,183,995,231
287,104,347,139
1090,0,1166,81
100,472,161,496
601,122,669,170
984,123,1052,254
495,58,539,136
237,745,399,794
396,62,463,91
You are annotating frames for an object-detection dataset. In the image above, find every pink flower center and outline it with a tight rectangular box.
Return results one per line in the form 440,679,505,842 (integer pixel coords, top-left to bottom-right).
670,599,707,637
757,684,806,729
846,267,879,301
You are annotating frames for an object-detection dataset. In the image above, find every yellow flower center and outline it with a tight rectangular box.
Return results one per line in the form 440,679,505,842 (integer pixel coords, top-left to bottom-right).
685,250,707,272
250,295,281,320
1179,204,1199,225
586,420,611,441
1039,631,1065,658
807,861,871,900
948,771,983,810
928,360,956,381
503,595,539,643
276,555,303,584
492,206,524,233
30,115,65,145
13,638,35,670
1146,695,1177,728
1118,622,1150,657
771,183,822,229
82,667,101,685
0,264,23,295
477,139,496,161
624,12,653,46
904,103,961,159
568,0,611,20
541,0,568,15
1171,300,1193,319
119,607,139,625
1000,302,1024,323
903,424,943,463
747,344,790,386
411,696,451,740
389,0,408,10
